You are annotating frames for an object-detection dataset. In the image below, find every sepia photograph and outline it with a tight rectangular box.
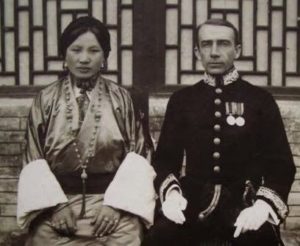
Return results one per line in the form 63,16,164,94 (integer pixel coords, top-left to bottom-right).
0,0,299,245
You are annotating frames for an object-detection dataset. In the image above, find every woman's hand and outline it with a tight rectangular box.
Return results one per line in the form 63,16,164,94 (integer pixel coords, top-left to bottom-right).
51,205,77,235
91,205,121,237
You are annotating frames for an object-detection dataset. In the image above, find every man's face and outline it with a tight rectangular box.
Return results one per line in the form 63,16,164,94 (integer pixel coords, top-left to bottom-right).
195,24,241,75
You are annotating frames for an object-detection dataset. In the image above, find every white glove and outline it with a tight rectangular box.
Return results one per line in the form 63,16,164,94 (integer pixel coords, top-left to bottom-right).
234,200,271,238
162,190,187,224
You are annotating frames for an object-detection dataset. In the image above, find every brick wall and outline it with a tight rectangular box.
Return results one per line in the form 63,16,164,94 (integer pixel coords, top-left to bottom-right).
0,94,299,239
0,98,32,238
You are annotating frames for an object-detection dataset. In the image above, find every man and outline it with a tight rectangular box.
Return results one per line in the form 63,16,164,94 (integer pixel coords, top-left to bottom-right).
142,19,295,245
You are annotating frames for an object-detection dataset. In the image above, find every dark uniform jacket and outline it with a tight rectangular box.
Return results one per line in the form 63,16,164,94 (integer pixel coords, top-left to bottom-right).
153,70,295,226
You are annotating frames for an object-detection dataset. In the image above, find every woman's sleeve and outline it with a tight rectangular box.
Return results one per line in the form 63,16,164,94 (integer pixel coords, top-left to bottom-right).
123,90,153,157
18,93,68,229
256,93,296,222
23,93,46,165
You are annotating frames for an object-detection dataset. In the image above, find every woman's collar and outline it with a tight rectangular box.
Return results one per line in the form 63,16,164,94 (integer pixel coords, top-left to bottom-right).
204,67,239,87
69,72,100,94
73,85,92,99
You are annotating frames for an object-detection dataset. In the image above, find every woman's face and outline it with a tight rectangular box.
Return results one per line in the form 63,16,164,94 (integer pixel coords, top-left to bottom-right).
65,31,105,79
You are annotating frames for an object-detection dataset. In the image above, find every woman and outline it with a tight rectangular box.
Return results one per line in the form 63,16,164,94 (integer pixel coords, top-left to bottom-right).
17,16,154,245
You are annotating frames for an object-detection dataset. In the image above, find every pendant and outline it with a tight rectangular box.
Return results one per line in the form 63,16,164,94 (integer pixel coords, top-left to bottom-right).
226,115,236,126
235,116,245,127
80,168,87,180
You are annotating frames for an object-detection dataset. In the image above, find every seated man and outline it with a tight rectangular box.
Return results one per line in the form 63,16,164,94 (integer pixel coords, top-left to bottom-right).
142,19,295,246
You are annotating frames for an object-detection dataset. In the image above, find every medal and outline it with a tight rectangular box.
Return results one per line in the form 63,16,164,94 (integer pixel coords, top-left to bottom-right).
236,103,245,127
235,116,245,126
225,102,246,126
225,102,236,126
226,115,236,125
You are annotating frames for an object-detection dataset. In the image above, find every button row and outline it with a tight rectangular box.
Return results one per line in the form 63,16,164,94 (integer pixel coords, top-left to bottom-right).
213,87,223,175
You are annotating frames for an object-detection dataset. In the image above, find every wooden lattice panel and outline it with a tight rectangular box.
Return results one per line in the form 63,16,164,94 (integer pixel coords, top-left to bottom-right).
0,0,133,86
165,0,300,87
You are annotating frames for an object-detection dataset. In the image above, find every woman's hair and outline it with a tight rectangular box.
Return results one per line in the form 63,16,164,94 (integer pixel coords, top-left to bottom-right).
60,16,111,59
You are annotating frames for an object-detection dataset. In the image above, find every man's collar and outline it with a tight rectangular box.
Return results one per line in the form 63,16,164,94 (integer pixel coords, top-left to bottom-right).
204,67,239,86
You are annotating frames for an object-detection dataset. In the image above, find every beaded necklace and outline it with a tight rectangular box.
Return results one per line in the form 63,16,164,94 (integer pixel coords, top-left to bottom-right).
63,76,103,217
71,72,99,93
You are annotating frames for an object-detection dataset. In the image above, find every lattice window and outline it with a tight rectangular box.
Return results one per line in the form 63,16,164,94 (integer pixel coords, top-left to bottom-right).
0,0,133,86
165,0,300,87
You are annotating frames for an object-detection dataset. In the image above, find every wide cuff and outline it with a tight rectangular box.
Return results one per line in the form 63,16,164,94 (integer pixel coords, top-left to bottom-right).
103,152,157,228
159,174,181,204
256,186,288,222
17,159,68,229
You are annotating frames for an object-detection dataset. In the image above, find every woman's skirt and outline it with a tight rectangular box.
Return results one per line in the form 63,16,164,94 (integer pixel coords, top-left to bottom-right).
26,194,143,246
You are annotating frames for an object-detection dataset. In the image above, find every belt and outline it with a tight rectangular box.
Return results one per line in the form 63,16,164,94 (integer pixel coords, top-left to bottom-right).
55,173,115,194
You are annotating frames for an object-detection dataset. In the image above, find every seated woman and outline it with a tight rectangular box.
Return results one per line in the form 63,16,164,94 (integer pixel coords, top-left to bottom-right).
17,16,155,246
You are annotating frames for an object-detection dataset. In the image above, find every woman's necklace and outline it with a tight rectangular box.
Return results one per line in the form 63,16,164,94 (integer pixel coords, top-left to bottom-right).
72,72,99,93
64,75,103,217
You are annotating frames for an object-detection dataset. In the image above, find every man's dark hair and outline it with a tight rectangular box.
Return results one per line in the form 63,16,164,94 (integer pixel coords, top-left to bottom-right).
195,18,240,46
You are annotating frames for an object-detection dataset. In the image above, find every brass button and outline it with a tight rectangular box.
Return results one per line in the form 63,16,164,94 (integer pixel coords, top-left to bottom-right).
214,124,221,131
213,152,220,159
213,166,221,173
215,111,222,118
214,98,221,105
213,138,221,145
198,213,205,220
215,88,223,94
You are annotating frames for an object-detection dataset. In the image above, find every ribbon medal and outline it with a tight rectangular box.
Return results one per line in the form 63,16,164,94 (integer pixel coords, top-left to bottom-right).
225,102,245,127
226,115,235,126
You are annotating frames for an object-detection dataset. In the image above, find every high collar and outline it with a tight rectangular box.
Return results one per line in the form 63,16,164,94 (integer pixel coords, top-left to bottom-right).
70,72,100,94
203,67,239,87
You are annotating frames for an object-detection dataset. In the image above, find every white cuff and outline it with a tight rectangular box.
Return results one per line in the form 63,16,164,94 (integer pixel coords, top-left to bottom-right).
165,184,182,199
103,152,156,228
17,159,68,229
159,174,181,204
256,186,288,221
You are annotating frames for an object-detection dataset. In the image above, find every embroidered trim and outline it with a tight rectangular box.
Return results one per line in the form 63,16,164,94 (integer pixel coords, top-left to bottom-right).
256,186,288,220
204,67,239,86
159,174,181,203
72,72,99,93
165,184,182,198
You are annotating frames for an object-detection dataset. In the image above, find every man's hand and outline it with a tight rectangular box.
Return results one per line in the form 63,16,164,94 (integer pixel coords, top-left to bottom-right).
51,205,77,235
91,205,121,237
234,200,271,238
162,189,187,224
